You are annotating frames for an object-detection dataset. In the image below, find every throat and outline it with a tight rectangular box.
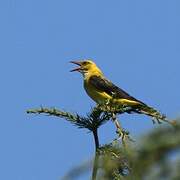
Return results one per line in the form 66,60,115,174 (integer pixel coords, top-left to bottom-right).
83,70,103,80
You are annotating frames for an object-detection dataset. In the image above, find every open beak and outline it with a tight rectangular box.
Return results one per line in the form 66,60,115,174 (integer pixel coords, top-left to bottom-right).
70,61,82,72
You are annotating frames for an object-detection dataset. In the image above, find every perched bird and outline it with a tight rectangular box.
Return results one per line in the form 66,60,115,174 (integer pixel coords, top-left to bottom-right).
70,60,170,124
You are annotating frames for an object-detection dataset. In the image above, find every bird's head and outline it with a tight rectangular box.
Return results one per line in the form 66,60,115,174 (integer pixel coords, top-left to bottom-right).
70,60,102,76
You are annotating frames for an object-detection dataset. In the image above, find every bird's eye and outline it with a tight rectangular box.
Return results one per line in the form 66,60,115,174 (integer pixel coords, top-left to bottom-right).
83,62,88,65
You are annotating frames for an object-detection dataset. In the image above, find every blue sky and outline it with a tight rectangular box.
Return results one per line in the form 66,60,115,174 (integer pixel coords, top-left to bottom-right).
0,0,180,179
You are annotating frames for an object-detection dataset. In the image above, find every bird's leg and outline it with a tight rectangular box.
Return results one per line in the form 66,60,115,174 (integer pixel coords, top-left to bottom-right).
105,98,110,105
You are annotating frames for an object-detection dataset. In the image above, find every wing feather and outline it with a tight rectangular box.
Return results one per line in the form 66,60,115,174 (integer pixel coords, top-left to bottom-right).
89,75,145,105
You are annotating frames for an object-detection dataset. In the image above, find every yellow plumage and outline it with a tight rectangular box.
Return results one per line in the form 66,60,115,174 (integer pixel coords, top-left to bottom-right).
70,60,175,125
71,60,142,106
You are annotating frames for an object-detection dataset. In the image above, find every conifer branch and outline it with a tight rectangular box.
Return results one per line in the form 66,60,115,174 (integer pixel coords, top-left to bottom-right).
27,105,180,179
91,128,100,180
92,129,99,150
27,107,110,131
60,121,180,179
27,106,110,180
92,151,99,180
27,107,78,122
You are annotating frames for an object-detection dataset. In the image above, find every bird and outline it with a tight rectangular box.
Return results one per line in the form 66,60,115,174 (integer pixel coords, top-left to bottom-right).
70,60,173,125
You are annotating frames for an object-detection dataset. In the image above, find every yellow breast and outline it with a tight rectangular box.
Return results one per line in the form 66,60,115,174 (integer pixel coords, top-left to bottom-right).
84,80,111,104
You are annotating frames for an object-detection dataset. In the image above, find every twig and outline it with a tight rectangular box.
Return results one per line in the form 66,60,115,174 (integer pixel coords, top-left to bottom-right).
112,113,134,147
92,129,100,180
27,107,72,118
92,129,99,151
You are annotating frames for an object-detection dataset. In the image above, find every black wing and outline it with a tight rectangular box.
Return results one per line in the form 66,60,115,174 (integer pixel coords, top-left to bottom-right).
89,75,145,104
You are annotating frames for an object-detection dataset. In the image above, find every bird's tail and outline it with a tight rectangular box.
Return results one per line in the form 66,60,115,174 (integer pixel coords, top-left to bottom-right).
137,104,176,126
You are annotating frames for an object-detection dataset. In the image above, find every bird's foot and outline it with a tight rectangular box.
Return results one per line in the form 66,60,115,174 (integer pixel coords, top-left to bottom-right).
105,99,111,105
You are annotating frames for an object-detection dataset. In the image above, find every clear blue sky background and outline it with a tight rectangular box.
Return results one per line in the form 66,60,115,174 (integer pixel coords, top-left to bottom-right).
0,0,180,179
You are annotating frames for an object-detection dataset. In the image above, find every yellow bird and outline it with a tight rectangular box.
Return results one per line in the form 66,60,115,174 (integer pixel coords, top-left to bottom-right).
70,60,170,123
